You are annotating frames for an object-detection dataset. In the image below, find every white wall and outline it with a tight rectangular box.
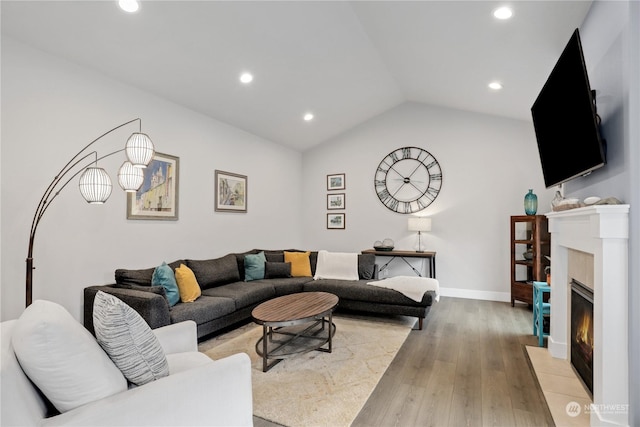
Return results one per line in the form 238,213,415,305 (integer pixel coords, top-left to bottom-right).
1,38,304,321
573,1,639,424
302,102,555,301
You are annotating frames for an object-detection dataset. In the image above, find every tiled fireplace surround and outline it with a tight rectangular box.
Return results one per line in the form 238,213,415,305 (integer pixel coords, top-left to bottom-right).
547,205,629,426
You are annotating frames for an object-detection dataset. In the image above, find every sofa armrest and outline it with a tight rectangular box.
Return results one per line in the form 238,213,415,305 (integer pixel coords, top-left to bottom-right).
153,321,198,354
84,285,171,335
41,353,253,427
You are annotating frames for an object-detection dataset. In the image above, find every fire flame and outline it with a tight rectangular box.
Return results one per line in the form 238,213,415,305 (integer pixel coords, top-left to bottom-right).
575,312,594,349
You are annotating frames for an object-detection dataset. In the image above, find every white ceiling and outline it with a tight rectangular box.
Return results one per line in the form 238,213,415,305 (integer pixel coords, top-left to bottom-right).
1,1,592,151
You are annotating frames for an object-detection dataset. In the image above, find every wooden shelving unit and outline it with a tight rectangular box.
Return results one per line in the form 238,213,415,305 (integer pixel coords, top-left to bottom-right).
510,215,550,306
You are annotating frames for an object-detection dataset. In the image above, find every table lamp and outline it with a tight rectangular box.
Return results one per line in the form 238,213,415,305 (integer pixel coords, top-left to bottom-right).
407,217,432,253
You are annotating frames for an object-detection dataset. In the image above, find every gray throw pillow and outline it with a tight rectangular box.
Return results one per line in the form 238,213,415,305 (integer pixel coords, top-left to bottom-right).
93,291,169,386
264,261,292,279
358,253,376,280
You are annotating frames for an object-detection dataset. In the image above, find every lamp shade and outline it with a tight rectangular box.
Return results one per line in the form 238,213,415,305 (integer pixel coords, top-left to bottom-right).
78,167,112,204
125,132,154,168
117,161,144,192
408,217,432,232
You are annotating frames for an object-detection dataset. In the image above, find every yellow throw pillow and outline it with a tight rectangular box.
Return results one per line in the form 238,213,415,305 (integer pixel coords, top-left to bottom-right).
284,251,312,277
174,264,201,303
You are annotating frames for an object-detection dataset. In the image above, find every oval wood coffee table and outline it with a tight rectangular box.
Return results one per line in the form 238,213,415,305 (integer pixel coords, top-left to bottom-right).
251,292,338,372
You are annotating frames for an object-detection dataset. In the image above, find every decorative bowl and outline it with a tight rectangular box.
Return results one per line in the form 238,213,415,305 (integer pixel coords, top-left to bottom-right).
374,246,394,252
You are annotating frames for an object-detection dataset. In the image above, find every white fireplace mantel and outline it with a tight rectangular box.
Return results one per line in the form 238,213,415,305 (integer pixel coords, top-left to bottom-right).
547,205,629,427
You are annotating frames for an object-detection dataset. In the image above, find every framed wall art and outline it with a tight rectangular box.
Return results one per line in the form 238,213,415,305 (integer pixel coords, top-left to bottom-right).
127,152,179,220
327,173,345,191
327,193,345,210
215,170,247,212
327,213,345,229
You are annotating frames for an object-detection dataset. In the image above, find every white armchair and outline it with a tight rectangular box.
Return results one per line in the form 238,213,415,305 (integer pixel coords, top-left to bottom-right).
1,316,253,426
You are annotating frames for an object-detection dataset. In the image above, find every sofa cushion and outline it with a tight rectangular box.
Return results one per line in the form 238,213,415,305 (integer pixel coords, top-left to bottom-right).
169,296,236,325
187,254,240,289
11,300,127,413
114,283,167,298
284,251,312,277
358,253,376,280
115,260,184,287
152,262,180,306
265,276,309,296
1,321,52,426
305,279,433,307
264,250,284,263
314,250,359,281
175,264,202,303
244,251,266,281
93,291,170,386
264,261,291,279
201,281,275,310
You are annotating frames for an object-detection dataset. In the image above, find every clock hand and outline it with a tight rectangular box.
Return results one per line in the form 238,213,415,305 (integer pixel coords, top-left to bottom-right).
387,164,406,179
390,182,407,198
406,163,425,179
390,178,425,185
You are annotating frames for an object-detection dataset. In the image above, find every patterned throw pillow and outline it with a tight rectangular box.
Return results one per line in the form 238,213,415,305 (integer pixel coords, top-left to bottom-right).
93,291,170,386
244,251,267,281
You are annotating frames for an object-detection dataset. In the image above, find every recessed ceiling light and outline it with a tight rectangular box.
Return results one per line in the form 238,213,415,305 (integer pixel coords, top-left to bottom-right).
239,72,253,84
303,113,314,121
493,6,513,20
118,0,139,13
488,81,503,90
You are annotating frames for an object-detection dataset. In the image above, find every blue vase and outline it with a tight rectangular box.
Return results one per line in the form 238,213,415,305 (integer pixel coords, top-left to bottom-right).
524,189,538,215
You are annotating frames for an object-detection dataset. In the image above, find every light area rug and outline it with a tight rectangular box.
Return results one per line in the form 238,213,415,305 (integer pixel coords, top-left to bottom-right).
203,315,413,427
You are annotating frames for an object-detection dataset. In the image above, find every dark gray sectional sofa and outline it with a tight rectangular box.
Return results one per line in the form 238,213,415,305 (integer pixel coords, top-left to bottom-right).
84,249,436,339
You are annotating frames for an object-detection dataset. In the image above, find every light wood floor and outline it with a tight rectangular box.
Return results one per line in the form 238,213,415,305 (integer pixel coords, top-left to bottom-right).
255,297,554,427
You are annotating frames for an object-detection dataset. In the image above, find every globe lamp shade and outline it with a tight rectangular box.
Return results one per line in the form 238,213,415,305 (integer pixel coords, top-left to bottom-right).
78,167,112,204
125,132,154,168
118,161,144,192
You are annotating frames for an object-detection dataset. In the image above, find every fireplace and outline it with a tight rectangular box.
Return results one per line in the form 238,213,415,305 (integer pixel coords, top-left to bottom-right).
547,205,629,426
571,279,593,395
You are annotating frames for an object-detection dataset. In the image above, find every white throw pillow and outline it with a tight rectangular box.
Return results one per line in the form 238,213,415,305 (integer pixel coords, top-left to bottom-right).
93,291,170,385
313,250,359,281
11,300,127,413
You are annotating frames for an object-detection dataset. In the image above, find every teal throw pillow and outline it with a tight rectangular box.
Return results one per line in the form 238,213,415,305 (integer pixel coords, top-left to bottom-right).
152,262,180,306
244,252,267,281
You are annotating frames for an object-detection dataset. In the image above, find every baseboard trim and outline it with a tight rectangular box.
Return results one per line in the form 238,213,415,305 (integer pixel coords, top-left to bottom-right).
439,287,511,302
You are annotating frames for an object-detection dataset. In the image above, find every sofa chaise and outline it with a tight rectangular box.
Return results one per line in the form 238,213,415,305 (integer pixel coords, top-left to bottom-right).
84,249,437,339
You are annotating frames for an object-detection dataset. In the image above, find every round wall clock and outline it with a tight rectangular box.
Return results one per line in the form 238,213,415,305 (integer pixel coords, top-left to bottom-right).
374,146,442,213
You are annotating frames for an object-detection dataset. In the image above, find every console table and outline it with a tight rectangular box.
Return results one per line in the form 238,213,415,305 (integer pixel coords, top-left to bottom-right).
361,249,436,278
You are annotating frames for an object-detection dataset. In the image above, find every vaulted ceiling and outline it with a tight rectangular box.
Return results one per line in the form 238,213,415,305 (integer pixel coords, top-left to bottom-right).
1,1,592,151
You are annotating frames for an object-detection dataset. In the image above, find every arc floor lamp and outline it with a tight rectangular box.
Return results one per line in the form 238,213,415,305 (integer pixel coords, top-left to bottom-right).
25,118,154,307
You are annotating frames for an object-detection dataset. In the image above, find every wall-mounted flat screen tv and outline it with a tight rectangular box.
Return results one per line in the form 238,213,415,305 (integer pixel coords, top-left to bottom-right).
531,28,606,188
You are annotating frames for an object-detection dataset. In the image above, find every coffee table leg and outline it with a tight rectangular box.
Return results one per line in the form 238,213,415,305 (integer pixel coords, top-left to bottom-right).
328,311,333,353
262,325,268,372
